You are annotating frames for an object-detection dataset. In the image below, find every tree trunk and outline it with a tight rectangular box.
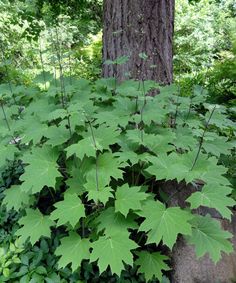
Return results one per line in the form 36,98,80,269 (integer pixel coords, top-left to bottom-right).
102,0,175,84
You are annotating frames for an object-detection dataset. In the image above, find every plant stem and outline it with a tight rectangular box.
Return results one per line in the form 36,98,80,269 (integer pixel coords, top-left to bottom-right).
39,37,47,90
139,79,147,143
0,102,11,131
54,27,67,107
87,119,99,192
53,66,58,87
172,85,181,128
81,218,85,238
184,96,193,126
50,27,72,137
0,42,17,104
190,105,216,171
68,47,72,85
0,101,23,154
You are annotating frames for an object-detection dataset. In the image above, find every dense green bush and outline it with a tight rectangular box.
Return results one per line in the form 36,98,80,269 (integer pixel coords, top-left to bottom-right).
174,0,235,76
0,71,235,281
0,0,236,282
205,39,236,106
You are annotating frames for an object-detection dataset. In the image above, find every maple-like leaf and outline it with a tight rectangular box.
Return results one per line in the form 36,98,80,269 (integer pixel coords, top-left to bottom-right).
173,127,197,150
3,185,30,211
205,110,234,130
115,184,148,217
68,78,91,98
15,209,54,245
133,101,169,126
85,152,124,187
202,137,234,157
135,251,170,282
66,137,97,160
85,178,113,205
114,150,139,166
90,232,138,275
66,166,86,195
45,125,70,147
187,184,235,220
126,130,174,154
82,124,120,150
94,109,131,128
186,215,233,263
47,108,68,121
145,153,189,182
116,80,142,97
50,193,85,228
139,200,193,248
25,98,56,122
0,144,19,169
144,133,175,154
146,151,231,186
20,146,61,194
14,116,48,144
95,207,138,236
55,232,90,272
184,153,231,186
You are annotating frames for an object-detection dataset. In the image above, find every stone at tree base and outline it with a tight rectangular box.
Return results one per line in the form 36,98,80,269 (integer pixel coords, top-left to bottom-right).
171,215,236,283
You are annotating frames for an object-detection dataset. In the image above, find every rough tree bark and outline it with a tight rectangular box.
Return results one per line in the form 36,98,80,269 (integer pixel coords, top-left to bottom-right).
102,0,175,84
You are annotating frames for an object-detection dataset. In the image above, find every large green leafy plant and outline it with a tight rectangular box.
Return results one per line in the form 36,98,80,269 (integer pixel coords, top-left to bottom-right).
0,73,235,282
174,0,235,76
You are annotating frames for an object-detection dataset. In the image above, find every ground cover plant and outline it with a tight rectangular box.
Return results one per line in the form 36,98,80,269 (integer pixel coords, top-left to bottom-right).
0,65,235,281
0,0,236,282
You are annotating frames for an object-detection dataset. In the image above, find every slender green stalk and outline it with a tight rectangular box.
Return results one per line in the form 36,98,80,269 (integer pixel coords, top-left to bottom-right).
184,96,193,126
0,102,11,131
0,42,17,104
54,28,66,107
184,86,204,125
39,37,47,90
50,27,72,137
68,47,72,85
139,79,147,142
172,85,181,128
0,100,22,153
113,64,118,93
49,29,65,106
190,105,216,171
87,119,99,192
53,66,58,87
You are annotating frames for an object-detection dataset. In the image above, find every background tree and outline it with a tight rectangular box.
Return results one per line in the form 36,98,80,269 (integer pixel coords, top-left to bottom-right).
102,0,175,84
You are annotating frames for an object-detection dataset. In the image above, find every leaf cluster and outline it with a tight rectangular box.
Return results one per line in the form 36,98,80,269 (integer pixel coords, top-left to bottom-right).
0,75,235,282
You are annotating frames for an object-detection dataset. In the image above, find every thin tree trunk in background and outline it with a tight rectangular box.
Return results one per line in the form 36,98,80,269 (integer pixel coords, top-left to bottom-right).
102,0,175,84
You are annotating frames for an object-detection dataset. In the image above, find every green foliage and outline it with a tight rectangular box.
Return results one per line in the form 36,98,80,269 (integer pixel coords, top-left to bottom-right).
175,0,236,107
90,232,138,276
20,146,61,194
135,251,170,282
115,185,148,217
205,35,236,105
55,232,90,272
15,209,54,245
0,74,235,282
138,200,193,248
50,194,85,228
187,184,235,220
174,0,235,75
186,215,233,263
0,1,235,281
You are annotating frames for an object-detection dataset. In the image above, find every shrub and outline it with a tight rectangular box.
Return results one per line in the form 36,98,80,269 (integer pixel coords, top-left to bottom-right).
0,74,235,281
